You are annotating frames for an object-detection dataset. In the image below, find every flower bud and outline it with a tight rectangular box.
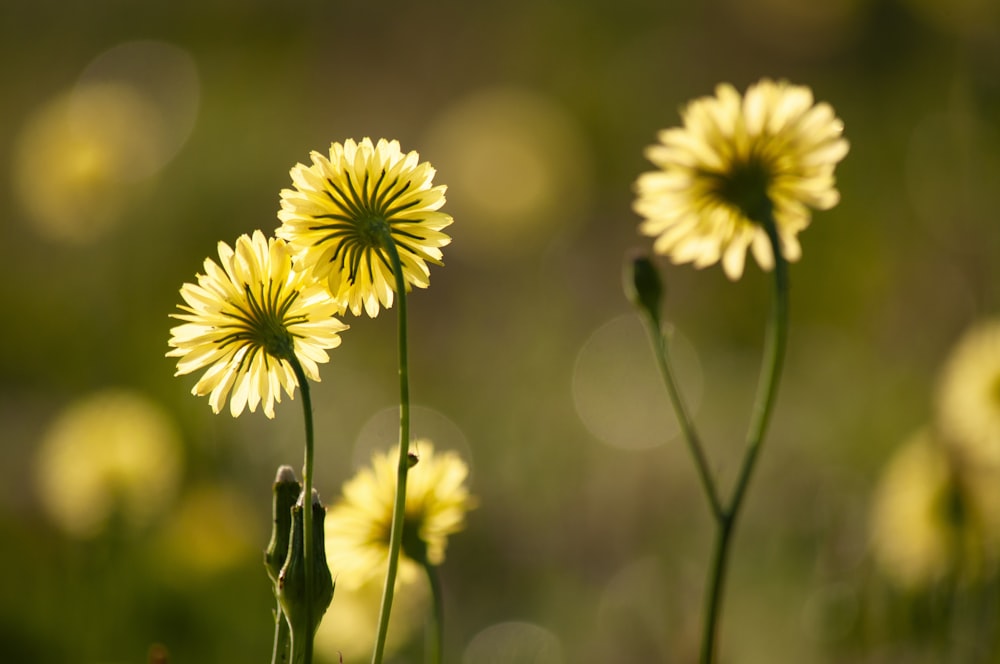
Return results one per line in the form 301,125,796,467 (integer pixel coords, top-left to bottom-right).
278,490,335,640
624,252,664,324
264,465,301,585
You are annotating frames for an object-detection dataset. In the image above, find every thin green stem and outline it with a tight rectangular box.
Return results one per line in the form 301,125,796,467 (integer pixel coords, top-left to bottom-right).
643,313,723,520
699,212,790,664
371,236,412,664
289,357,316,664
422,561,444,664
271,597,291,664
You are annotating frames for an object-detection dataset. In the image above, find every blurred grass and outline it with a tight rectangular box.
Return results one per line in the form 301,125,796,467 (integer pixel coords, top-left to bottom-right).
2,0,1000,662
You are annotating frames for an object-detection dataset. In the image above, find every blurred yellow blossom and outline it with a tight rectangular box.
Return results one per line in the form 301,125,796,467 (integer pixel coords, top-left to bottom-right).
14,84,160,243
869,430,1000,590
633,78,848,279
276,138,453,318
313,573,429,663
935,319,1000,468
325,441,475,589
35,389,183,538
152,485,259,576
167,230,347,418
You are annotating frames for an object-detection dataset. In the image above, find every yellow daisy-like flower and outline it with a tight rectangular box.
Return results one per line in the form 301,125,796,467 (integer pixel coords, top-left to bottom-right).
35,389,183,538
935,319,1000,468
276,138,453,318
325,441,474,589
167,230,348,418
869,430,1000,590
633,78,849,280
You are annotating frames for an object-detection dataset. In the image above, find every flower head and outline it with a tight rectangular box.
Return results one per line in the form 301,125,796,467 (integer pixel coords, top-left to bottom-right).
167,230,347,418
35,389,183,538
633,78,849,280
936,319,1000,468
276,138,453,317
325,441,474,589
869,430,1000,590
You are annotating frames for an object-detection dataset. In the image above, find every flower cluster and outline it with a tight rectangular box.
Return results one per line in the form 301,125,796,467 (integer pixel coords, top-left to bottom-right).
870,320,1000,590
167,138,452,418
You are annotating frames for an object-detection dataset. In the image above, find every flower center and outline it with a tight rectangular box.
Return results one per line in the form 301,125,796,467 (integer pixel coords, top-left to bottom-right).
401,512,429,563
314,169,406,284
715,156,773,224
218,284,301,362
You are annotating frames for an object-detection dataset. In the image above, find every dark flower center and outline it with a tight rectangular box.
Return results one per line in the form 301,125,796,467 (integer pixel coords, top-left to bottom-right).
714,156,773,223
309,166,421,284
216,283,303,368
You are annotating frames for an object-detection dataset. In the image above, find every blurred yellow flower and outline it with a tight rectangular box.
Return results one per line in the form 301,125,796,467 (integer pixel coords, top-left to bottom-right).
13,84,159,243
152,485,259,576
314,573,429,663
276,138,453,318
35,389,183,538
325,441,474,589
633,78,849,280
935,319,1000,468
167,230,347,418
869,430,1000,590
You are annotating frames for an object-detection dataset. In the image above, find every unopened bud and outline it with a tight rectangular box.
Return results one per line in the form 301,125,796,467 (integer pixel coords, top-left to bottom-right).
278,489,335,641
624,252,664,324
264,465,301,585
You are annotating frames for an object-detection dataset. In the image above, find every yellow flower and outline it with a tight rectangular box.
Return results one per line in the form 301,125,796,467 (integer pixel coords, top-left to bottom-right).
167,230,347,418
35,389,183,538
869,430,1000,590
325,441,474,589
633,78,849,280
276,138,453,317
935,319,1000,468
314,574,428,663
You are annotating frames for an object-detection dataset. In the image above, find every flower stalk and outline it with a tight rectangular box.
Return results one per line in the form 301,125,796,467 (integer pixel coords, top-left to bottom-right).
370,231,413,664
289,357,318,664
699,210,789,664
628,255,723,521
422,560,445,664
632,209,789,664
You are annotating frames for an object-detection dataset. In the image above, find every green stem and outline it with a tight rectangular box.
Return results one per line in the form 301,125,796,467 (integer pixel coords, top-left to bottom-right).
271,597,291,664
371,236,412,664
422,561,444,664
643,314,723,520
289,357,316,664
699,213,790,664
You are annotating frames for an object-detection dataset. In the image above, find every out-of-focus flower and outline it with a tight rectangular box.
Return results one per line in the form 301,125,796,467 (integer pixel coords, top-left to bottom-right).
35,389,183,538
13,84,159,243
422,87,593,261
276,138,453,318
14,41,199,243
325,441,474,589
167,230,347,418
152,485,259,576
633,78,848,280
869,430,1000,591
935,319,1000,468
313,573,428,663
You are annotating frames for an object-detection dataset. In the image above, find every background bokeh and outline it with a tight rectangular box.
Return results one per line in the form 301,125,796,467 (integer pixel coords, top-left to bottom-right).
2,0,1000,662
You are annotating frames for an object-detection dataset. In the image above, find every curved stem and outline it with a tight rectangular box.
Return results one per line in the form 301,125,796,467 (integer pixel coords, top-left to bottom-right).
422,561,444,664
289,357,316,664
699,213,790,664
642,313,723,520
371,238,412,664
